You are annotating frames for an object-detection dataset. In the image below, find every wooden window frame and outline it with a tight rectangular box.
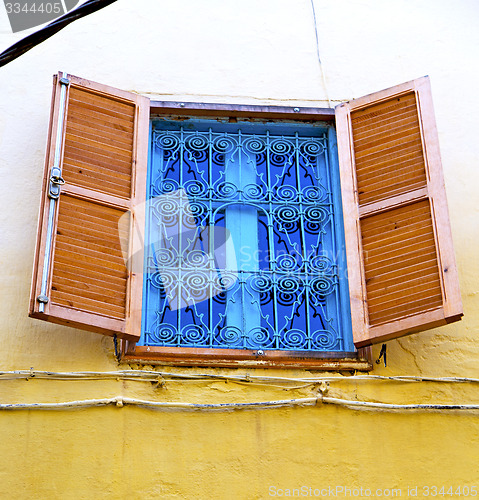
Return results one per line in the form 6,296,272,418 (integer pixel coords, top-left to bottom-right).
29,75,460,370
122,101,372,370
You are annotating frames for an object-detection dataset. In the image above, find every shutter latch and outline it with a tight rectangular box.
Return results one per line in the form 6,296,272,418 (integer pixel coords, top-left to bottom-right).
48,166,66,199
36,294,49,304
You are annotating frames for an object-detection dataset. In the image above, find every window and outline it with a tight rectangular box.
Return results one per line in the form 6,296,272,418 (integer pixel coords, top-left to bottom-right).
140,119,354,353
29,73,463,368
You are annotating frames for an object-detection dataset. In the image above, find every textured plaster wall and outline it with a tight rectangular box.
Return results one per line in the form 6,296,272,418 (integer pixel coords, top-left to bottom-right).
0,1,478,498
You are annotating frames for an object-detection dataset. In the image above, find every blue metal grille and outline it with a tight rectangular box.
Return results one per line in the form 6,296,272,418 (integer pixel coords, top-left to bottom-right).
140,120,353,351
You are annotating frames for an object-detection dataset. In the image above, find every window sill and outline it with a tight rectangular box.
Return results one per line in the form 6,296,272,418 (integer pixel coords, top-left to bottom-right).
123,344,373,371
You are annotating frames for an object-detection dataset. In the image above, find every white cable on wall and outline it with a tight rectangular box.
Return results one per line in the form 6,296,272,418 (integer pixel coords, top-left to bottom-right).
309,0,332,107
0,370,478,385
1,370,478,412
0,395,478,412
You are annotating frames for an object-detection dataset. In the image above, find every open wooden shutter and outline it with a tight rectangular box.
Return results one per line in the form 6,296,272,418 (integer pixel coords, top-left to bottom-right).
29,73,149,341
335,76,462,347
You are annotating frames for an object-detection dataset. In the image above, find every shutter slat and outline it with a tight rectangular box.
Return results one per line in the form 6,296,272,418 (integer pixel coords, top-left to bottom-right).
354,150,425,177
354,145,425,180
63,159,132,183
58,195,129,227
368,299,442,326
354,136,423,162
53,264,127,291
51,278,126,305
367,260,439,288
365,248,438,280
57,222,128,248
68,89,135,125
52,277,126,305
64,143,133,172
357,159,425,184
66,123,133,149
51,290,126,318
353,113,419,141
55,239,125,268
364,235,437,261
53,246,127,275
67,113,134,141
69,89,135,118
60,169,131,199
65,131,134,157
369,281,442,310
359,201,431,231
361,209,432,241
68,98,135,124
351,93,417,122
367,270,441,299
30,73,149,341
336,76,462,347
57,229,123,255
57,215,126,243
358,180,427,205
354,129,422,157
363,221,435,252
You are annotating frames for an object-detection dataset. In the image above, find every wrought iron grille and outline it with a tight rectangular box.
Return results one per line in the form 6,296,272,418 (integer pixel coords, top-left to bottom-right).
140,120,353,351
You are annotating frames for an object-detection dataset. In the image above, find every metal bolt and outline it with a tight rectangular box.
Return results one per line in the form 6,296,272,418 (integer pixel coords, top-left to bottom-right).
257,350,264,356
293,107,300,113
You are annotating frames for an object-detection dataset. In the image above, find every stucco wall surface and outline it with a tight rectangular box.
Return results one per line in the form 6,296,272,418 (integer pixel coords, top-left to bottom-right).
0,1,478,498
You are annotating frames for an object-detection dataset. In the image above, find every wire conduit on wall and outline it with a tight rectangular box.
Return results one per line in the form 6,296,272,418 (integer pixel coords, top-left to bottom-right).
0,396,479,412
0,371,478,412
0,370,478,384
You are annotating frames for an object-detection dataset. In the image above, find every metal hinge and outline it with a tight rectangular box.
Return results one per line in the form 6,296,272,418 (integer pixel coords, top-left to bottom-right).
37,72,70,312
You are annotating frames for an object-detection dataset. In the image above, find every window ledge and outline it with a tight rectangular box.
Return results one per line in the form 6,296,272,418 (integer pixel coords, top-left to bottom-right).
123,345,372,371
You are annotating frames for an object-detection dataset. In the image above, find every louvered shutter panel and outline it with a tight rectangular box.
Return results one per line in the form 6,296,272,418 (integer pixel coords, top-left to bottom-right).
335,76,462,347
29,73,149,340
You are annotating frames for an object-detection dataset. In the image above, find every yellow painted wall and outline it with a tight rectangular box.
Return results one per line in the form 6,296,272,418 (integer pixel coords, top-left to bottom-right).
0,1,478,498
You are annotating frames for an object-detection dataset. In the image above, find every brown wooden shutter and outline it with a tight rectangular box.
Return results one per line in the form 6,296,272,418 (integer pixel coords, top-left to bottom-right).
335,76,462,347
29,73,149,341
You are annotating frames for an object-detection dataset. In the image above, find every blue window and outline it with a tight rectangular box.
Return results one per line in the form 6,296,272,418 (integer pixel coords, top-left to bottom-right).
139,118,353,352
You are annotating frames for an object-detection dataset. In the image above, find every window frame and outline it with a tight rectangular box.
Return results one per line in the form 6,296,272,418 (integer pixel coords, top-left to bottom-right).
122,100,372,370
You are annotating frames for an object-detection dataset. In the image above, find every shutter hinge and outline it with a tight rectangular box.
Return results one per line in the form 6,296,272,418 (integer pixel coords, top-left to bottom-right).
38,72,69,312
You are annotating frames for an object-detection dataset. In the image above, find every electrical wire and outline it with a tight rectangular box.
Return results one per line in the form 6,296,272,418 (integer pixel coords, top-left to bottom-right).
1,371,478,412
322,397,479,412
0,395,478,412
1,370,478,385
0,396,318,411
309,0,332,107
0,0,117,68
